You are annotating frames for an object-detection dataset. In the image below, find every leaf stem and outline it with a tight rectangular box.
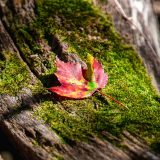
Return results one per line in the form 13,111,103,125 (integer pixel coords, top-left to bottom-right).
97,90,128,109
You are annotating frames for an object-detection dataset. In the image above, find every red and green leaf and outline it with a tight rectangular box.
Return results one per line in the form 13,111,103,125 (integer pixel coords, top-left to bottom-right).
49,54,127,108
49,54,108,99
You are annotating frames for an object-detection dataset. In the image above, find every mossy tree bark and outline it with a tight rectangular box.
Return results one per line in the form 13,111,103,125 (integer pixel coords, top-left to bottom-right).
0,0,160,160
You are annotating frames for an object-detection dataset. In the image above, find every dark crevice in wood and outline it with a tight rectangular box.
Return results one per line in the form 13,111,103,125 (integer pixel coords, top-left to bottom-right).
0,129,22,160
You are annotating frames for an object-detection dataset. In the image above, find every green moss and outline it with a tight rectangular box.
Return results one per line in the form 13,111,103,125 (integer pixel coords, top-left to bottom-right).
14,26,57,81
35,96,120,142
0,51,31,95
8,0,160,150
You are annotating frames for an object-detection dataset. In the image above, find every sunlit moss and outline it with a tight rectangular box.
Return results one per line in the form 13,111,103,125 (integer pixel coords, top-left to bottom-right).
0,51,31,95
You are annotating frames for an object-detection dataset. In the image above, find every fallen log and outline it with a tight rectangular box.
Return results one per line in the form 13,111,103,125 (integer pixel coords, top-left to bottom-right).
0,0,160,160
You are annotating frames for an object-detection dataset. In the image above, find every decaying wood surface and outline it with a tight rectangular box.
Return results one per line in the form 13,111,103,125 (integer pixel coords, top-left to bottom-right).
0,0,160,160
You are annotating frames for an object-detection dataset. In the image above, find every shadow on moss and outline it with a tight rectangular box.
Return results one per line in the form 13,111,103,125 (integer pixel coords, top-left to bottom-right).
39,74,60,88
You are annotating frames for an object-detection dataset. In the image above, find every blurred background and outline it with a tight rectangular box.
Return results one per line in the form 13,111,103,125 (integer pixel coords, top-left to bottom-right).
153,0,160,26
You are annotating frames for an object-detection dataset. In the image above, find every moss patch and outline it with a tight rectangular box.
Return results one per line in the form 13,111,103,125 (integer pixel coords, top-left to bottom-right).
9,0,160,150
0,51,31,95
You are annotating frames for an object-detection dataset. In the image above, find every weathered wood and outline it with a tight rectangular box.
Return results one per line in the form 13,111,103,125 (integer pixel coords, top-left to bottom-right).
0,0,160,160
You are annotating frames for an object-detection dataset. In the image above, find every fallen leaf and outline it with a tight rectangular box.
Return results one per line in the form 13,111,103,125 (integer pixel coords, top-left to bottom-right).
49,54,108,98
